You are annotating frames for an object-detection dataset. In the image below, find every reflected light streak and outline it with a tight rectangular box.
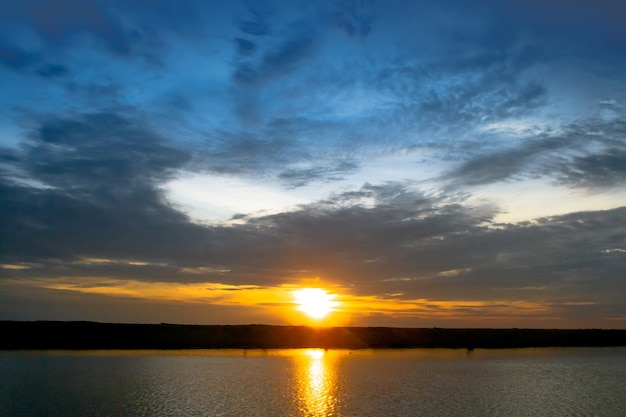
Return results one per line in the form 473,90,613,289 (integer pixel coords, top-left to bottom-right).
296,349,337,417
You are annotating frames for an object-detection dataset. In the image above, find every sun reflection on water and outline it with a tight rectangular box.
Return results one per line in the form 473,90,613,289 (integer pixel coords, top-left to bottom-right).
296,349,337,416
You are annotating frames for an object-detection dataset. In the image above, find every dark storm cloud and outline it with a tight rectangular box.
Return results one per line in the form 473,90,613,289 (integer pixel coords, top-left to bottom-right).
448,119,626,188
387,207,626,300
204,183,625,318
2,167,625,321
0,178,196,262
23,112,189,188
215,188,626,322
208,183,494,284
0,111,209,262
556,149,626,189
0,178,478,280
447,136,567,186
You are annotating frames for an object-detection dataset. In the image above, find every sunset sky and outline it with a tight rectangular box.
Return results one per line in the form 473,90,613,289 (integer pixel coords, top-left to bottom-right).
1,0,625,328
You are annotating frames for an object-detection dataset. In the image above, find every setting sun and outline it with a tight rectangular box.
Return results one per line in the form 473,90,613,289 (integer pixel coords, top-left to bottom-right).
293,288,339,320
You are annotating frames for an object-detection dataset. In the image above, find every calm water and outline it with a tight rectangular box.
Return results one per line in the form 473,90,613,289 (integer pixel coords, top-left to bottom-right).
1,347,625,416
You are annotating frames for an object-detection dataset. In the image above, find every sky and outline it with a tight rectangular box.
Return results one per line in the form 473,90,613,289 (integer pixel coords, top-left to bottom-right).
1,0,625,328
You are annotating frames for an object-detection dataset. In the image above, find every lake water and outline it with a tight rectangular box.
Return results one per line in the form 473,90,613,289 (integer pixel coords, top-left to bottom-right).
1,347,625,416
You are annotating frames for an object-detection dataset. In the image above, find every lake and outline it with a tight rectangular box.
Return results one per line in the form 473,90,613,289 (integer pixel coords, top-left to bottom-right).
1,347,625,416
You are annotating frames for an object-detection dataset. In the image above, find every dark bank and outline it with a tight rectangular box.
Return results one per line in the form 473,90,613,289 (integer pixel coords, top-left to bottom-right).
2,321,625,350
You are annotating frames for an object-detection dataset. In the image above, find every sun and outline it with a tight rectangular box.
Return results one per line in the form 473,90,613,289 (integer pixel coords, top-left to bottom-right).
293,288,339,320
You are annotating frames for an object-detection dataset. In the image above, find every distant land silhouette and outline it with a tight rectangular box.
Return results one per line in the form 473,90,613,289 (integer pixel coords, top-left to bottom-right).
2,321,625,350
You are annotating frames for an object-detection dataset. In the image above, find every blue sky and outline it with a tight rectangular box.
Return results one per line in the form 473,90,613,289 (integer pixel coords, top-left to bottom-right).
1,0,625,327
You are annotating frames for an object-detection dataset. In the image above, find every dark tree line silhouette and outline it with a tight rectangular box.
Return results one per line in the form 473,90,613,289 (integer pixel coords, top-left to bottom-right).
2,321,625,350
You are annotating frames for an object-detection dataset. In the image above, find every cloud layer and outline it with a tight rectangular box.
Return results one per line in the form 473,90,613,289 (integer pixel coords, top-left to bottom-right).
1,0,625,327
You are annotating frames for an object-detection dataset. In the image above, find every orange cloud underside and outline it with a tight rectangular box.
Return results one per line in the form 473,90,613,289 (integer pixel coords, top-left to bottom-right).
5,277,570,324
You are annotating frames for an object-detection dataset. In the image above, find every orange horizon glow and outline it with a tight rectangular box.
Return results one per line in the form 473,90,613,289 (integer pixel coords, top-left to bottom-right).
4,276,614,327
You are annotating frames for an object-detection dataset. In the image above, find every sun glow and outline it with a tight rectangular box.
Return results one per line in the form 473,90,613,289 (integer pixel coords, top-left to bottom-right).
293,288,339,320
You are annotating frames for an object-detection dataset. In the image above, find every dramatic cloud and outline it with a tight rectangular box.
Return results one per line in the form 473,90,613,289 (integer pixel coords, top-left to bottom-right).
1,0,624,327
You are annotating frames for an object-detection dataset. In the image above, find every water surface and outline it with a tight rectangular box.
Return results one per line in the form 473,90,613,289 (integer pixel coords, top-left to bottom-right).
1,347,625,416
